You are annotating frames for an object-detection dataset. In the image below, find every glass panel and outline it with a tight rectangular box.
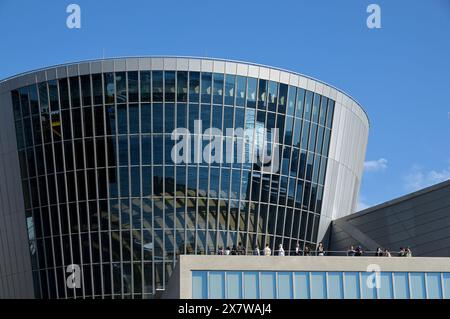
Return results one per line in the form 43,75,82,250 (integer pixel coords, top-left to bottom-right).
177,71,188,102
326,100,335,129
212,73,224,105
378,272,393,299
189,72,200,103
258,79,267,110
140,71,151,102
260,272,276,298
115,72,126,103
286,86,296,116
192,271,208,299
128,71,138,102
311,93,320,123
277,83,287,114
165,71,176,102
235,76,246,107
201,72,212,103
226,272,242,299
209,272,225,299
294,272,310,299
327,272,344,299
224,74,235,106
311,272,326,299
393,272,409,299
246,78,257,108
443,273,450,299
278,272,293,299
361,272,377,299
104,73,115,104
344,272,360,299
426,273,442,299
152,71,163,102
409,273,426,299
243,272,259,299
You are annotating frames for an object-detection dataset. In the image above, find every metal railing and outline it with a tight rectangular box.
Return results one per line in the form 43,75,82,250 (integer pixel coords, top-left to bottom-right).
180,249,413,257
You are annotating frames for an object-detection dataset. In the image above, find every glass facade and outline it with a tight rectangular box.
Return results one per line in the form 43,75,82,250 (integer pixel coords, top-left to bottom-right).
11,70,335,299
192,271,450,299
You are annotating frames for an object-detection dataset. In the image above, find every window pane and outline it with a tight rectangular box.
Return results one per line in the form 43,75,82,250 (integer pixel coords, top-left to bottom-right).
286,86,296,116
409,273,426,299
209,272,225,299
189,72,200,103
327,272,344,299
277,83,287,114
224,75,235,106
165,71,175,102
311,272,326,299
141,103,151,133
128,71,138,102
426,273,442,299
361,272,377,299
260,272,276,298
192,271,208,299
344,272,360,299
140,71,151,102
92,73,103,105
116,72,126,103
104,73,115,104
243,272,259,299
201,72,212,103
177,71,188,102
212,73,224,105
294,272,310,299
226,272,242,299
443,273,450,299
235,76,246,107
278,272,293,299
152,71,163,102
378,272,393,299
326,100,335,129
246,78,257,108
393,272,409,299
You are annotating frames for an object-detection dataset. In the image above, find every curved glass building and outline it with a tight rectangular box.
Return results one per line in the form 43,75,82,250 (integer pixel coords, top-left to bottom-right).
0,57,369,298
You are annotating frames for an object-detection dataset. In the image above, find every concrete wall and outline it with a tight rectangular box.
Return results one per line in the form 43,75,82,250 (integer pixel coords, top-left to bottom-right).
0,81,35,298
328,179,450,257
165,255,450,299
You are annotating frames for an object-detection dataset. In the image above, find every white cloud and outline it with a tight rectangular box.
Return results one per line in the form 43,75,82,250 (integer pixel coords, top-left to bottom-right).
404,164,450,192
364,158,388,172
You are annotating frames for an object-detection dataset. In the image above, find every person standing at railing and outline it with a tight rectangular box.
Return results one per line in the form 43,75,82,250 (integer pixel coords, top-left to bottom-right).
354,246,364,256
406,247,412,257
375,247,383,257
237,242,246,256
218,247,224,255
347,245,356,256
383,249,391,257
278,244,285,256
316,242,325,256
295,243,301,256
231,245,238,255
264,244,271,256
304,245,311,256
225,246,231,255
253,246,260,256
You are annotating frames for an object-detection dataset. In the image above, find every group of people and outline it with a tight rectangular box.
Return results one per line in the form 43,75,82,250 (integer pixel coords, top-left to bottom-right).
217,242,326,256
217,242,413,257
347,245,412,257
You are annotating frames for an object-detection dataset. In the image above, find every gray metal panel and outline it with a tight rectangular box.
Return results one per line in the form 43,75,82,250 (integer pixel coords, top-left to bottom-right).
0,90,34,298
329,180,450,257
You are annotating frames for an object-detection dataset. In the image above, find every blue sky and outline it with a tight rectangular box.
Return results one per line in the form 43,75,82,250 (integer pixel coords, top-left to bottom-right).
1,0,449,209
